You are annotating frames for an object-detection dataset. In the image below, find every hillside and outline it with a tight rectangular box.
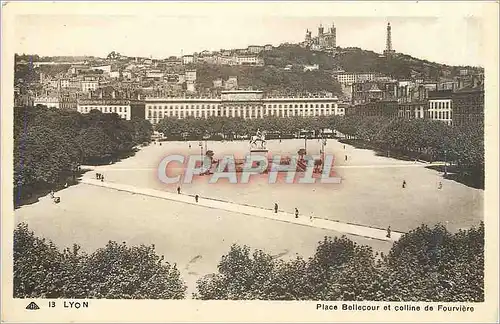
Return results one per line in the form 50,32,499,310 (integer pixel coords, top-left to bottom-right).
196,44,483,96
264,45,482,80
196,63,342,96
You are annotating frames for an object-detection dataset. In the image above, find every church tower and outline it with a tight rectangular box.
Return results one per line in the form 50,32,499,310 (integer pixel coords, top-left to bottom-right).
318,24,324,36
330,23,337,48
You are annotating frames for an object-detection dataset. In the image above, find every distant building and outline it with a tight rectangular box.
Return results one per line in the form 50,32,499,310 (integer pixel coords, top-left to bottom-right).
428,90,453,126
60,95,78,110
224,76,238,90
302,23,336,52
94,65,112,74
110,70,120,79
81,79,99,93
248,45,264,54
398,101,426,119
213,79,223,88
77,98,132,120
60,79,71,88
185,70,197,82
182,55,195,65
146,70,164,80
336,72,375,85
186,81,196,93
303,64,319,72
347,100,398,118
452,86,484,127
34,95,60,109
351,81,397,105
235,55,264,66
264,44,274,51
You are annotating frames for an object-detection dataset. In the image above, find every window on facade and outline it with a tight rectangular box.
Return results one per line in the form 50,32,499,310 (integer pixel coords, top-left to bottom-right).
326,104,330,108
180,112,184,118
119,107,122,112
320,104,324,108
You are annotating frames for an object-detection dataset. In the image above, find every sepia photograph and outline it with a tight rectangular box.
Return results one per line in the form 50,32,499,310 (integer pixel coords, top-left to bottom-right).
1,1,498,323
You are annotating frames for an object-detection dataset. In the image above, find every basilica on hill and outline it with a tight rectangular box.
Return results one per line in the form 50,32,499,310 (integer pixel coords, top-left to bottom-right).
301,23,337,53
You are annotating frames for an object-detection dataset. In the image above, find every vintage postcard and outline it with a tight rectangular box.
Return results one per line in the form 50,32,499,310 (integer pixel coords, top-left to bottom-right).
1,1,498,323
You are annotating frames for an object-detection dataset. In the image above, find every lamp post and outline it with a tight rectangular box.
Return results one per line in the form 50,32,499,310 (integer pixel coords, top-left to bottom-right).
304,133,308,154
199,141,203,158
444,149,448,177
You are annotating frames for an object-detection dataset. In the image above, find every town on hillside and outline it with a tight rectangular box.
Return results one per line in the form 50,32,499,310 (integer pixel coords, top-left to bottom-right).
15,21,484,127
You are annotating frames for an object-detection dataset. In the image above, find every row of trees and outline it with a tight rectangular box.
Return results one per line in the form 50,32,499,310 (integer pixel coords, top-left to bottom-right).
14,106,153,203
334,116,484,176
14,223,186,299
155,115,330,140
196,222,484,301
155,114,484,180
14,222,483,301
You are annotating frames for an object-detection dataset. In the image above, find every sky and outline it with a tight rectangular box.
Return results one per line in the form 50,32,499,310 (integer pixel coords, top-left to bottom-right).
13,5,485,67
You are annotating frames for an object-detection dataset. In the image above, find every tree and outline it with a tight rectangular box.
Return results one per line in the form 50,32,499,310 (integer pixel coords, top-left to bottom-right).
195,223,484,301
14,223,187,299
83,241,186,299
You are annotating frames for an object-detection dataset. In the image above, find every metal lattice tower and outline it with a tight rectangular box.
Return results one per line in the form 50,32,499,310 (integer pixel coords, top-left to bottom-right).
386,22,392,52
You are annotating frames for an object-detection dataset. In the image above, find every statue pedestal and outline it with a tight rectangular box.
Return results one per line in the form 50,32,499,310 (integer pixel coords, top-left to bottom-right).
250,149,268,154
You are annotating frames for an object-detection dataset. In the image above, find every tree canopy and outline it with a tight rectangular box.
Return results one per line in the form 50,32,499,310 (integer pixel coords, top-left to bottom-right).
195,222,484,301
14,223,186,299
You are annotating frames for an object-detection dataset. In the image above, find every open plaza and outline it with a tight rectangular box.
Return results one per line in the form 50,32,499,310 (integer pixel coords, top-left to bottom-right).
14,138,483,295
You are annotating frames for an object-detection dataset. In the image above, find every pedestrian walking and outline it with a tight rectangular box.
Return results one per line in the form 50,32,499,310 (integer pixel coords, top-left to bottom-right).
195,195,199,203
310,213,313,222
345,155,348,162
343,145,345,149
189,143,191,149
274,203,278,214
295,208,299,218
438,181,443,189
386,226,392,238
402,180,406,188
177,186,181,194
101,175,104,182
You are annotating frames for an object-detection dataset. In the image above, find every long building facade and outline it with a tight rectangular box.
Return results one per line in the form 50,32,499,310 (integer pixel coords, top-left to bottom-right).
144,91,341,125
